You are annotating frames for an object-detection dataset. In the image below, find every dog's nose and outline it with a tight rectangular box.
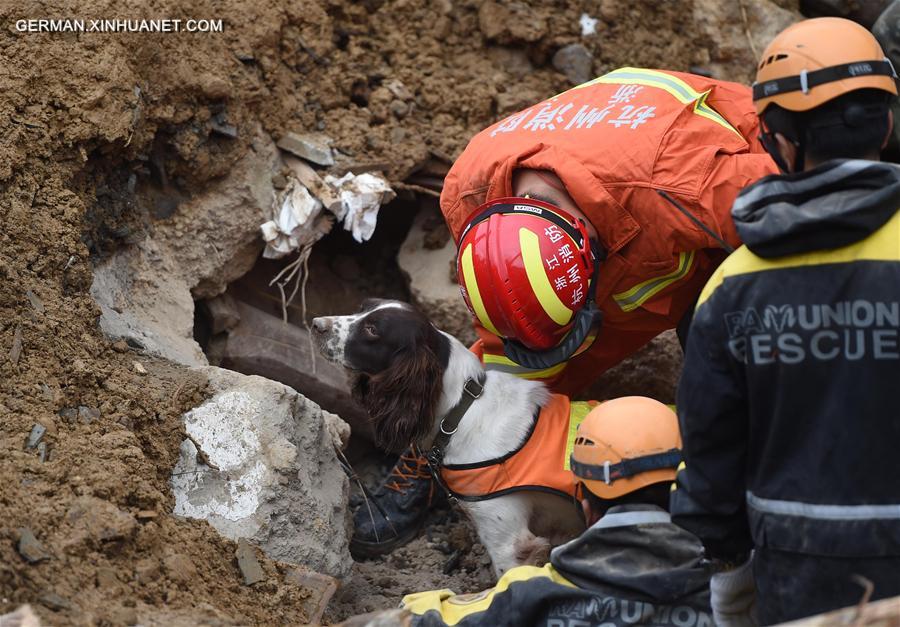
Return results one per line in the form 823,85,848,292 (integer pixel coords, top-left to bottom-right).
312,317,332,334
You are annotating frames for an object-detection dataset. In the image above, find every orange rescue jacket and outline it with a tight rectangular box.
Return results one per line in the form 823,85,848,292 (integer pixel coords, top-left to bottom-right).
441,395,595,501
442,68,777,395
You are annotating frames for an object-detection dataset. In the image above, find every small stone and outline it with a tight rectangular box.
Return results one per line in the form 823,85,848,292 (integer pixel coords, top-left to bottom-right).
78,406,101,424
552,43,594,85
25,424,46,449
96,566,119,587
390,99,409,119
111,340,128,353
384,78,414,101
276,132,335,166
9,324,22,365
17,528,50,563
210,116,238,139
137,510,158,521
133,361,147,375
235,539,265,586
26,290,45,314
39,592,71,611
58,407,78,422
37,442,48,462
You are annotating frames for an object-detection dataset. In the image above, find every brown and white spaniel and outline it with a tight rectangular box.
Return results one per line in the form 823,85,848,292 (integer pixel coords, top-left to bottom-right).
312,299,584,576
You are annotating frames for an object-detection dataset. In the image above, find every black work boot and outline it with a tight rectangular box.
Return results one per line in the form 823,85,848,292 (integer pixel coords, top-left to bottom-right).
351,446,436,558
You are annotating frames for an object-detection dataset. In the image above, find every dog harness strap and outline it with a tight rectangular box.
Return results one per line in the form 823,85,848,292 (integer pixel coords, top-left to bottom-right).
424,371,486,498
569,449,683,484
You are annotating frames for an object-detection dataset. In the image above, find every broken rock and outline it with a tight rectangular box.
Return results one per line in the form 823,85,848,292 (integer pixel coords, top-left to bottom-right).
170,367,352,577
552,43,594,85
17,528,50,564
277,132,335,166
39,593,71,612
235,539,265,586
91,125,279,366
202,293,241,335
25,424,46,449
285,567,339,624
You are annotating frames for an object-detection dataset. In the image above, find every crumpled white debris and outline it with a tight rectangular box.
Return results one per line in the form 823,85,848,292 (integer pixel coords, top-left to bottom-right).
324,172,396,243
261,180,324,259
260,168,395,257
579,13,598,36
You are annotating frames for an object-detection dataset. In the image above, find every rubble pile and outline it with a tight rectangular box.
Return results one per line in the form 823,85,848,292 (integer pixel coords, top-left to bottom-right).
0,0,807,624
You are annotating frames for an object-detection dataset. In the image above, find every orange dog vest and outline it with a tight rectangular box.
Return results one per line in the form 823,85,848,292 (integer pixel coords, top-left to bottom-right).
440,395,596,502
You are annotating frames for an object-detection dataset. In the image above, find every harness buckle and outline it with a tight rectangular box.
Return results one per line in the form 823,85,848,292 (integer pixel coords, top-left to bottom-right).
463,377,484,399
439,419,458,436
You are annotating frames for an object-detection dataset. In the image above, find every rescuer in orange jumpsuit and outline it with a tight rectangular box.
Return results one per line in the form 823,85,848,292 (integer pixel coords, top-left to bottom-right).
353,68,777,556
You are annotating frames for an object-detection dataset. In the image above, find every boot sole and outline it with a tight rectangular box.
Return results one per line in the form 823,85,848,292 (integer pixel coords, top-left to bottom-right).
350,521,425,559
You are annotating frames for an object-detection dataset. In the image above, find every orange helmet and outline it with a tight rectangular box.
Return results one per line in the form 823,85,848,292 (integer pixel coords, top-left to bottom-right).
753,17,897,115
456,197,604,370
570,396,681,500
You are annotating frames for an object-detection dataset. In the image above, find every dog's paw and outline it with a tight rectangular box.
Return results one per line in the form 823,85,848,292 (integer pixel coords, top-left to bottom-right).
513,532,552,567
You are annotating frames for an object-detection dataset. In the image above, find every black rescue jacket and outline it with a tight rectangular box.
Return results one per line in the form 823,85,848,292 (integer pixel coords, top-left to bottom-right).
671,159,900,561
403,505,714,627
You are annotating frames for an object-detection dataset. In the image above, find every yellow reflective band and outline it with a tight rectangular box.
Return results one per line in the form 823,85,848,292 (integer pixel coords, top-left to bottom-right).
564,401,596,471
402,564,577,625
577,67,741,137
613,251,695,312
483,353,567,380
460,243,500,336
519,227,574,327
697,210,900,308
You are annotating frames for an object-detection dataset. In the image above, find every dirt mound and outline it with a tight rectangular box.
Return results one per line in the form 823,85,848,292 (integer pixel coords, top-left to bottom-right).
0,0,772,623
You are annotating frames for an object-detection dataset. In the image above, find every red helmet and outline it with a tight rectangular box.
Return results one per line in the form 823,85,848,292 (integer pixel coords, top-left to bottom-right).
456,197,604,368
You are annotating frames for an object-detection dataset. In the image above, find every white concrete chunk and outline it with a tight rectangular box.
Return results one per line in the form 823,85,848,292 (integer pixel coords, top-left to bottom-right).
170,367,352,578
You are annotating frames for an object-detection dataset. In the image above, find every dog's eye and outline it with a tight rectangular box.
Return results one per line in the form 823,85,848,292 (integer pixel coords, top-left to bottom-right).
364,323,378,338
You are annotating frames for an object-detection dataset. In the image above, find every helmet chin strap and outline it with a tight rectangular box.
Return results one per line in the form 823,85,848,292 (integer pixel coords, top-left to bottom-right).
501,239,606,370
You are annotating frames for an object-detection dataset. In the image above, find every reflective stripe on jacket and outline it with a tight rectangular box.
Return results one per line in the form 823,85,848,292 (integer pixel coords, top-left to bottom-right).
444,68,777,395
441,395,595,501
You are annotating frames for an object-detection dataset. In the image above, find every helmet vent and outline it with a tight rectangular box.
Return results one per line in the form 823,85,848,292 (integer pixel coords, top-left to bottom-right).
760,53,789,70
575,437,595,446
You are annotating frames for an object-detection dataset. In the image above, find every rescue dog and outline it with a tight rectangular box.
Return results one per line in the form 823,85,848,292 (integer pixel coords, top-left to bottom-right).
312,299,585,576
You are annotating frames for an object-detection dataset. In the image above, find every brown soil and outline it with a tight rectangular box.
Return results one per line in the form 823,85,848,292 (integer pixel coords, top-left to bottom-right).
0,0,753,624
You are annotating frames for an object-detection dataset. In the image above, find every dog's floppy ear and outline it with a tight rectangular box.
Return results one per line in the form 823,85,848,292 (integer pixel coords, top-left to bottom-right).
352,340,444,453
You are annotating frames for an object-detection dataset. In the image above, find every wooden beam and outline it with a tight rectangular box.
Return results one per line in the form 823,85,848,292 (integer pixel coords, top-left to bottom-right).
774,595,900,626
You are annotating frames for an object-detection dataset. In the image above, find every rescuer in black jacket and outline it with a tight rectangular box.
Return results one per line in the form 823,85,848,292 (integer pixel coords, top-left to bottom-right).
670,18,900,625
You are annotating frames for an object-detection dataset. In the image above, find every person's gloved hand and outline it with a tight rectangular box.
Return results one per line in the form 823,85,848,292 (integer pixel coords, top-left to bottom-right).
710,556,758,627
